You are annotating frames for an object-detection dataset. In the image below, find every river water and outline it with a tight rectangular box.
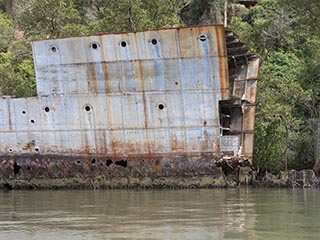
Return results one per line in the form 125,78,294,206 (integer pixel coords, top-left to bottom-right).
0,188,319,240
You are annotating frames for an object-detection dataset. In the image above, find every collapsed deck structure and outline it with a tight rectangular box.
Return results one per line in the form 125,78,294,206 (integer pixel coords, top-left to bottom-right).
0,25,259,183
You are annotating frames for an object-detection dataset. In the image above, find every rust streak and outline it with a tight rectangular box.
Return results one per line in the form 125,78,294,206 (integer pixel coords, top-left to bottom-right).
22,140,36,152
7,100,12,131
217,28,229,99
88,63,98,94
99,35,111,94
134,33,151,155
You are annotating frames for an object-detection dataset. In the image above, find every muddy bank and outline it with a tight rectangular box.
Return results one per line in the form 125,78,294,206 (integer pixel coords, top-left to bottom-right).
1,168,319,190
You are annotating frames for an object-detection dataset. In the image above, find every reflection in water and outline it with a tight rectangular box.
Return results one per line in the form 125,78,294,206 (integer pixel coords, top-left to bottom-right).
0,189,320,239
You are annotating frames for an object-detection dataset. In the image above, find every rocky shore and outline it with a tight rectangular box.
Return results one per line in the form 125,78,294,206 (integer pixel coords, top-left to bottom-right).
251,169,320,188
1,168,319,190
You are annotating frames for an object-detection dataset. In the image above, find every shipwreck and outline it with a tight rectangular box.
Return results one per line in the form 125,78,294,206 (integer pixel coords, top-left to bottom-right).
0,25,259,187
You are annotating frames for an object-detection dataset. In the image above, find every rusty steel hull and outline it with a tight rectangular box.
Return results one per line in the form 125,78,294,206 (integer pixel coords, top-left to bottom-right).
0,25,259,183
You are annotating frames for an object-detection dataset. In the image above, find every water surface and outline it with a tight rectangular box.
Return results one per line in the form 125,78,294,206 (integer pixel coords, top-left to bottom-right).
0,188,319,239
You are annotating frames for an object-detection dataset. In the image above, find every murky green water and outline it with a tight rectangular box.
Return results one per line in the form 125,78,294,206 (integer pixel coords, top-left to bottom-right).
0,188,319,240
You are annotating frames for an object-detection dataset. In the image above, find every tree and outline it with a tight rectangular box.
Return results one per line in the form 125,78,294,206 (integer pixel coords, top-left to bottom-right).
0,10,14,51
15,0,185,38
254,52,311,173
86,0,185,33
16,0,87,38
0,9,36,97
0,51,36,97
180,0,225,25
229,0,320,172
229,0,294,62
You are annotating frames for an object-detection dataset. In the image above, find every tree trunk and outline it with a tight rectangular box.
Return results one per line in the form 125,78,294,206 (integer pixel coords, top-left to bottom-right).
224,0,228,27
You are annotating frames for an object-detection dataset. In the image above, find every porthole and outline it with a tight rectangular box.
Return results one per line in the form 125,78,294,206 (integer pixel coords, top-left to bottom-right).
44,107,50,112
90,42,100,50
120,40,128,47
84,104,92,112
50,46,58,53
158,103,165,110
34,147,40,153
22,110,26,114
151,38,158,45
198,34,207,42
30,119,35,123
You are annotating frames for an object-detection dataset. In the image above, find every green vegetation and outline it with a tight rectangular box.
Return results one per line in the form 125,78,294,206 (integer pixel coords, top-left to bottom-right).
229,0,320,173
0,0,319,173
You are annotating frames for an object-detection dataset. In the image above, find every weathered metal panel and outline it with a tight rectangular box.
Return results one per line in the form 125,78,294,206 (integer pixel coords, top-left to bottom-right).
242,106,256,131
220,136,240,154
32,26,227,96
243,133,255,156
246,58,260,80
245,80,257,103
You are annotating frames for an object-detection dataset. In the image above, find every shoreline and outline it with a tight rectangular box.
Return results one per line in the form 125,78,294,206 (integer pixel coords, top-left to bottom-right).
1,168,319,190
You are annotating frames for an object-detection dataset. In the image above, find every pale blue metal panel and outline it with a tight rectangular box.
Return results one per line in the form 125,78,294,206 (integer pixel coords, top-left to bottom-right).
32,26,226,96
166,94,184,127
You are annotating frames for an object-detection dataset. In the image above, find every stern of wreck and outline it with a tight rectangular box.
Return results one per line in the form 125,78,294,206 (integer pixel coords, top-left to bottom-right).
219,30,259,164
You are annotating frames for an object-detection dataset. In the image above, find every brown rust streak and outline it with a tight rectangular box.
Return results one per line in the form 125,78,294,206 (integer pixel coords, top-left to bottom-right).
98,130,107,155
95,37,108,155
243,106,255,131
127,142,136,155
249,81,257,103
200,129,210,153
216,27,229,99
111,139,118,156
6,100,12,131
194,27,201,59
99,35,112,94
88,63,98,94
216,26,227,57
22,140,36,152
171,134,179,152
105,95,115,155
134,33,151,155
82,129,91,155
103,63,111,93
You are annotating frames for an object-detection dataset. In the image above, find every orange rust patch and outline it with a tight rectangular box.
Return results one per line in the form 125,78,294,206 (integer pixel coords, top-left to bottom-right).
88,63,98,93
22,140,36,152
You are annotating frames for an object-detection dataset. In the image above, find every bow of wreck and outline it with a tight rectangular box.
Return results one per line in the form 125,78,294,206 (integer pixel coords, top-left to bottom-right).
0,25,259,188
